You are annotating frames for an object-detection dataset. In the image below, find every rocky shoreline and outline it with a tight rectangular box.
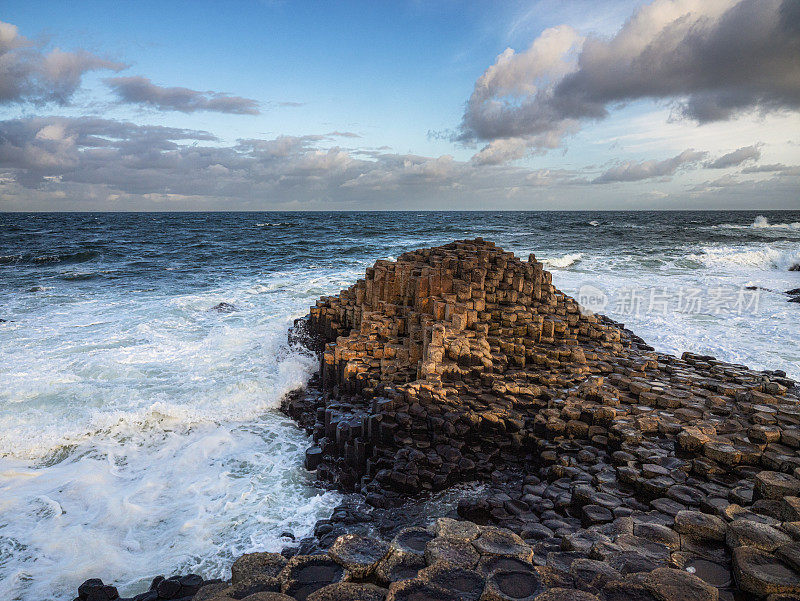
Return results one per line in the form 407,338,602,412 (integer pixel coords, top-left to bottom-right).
78,239,800,601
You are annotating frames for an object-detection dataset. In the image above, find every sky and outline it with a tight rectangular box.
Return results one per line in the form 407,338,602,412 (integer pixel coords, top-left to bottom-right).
0,0,798,211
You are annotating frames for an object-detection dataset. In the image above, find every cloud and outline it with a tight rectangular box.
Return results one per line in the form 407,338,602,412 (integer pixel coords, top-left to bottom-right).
742,163,800,175
0,116,589,208
2,116,796,210
704,144,762,168
471,138,529,165
593,149,707,183
105,76,260,114
0,20,126,105
459,0,800,160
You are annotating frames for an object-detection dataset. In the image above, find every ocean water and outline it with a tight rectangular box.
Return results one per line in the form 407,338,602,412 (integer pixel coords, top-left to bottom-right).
1,210,799,599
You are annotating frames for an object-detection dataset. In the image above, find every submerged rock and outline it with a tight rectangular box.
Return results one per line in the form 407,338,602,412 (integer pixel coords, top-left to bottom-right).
210,302,237,313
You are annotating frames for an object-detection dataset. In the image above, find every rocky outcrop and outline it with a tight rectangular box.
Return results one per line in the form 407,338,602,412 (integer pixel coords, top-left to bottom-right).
77,240,800,600
280,239,800,599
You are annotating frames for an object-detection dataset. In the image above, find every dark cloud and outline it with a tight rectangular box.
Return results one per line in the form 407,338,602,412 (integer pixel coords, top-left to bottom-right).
592,149,707,183
2,116,796,210
704,144,762,168
0,20,126,106
459,0,800,160
105,76,260,115
0,116,583,207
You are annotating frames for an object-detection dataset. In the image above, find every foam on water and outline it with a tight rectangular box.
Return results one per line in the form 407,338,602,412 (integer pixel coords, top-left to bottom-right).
707,214,800,233
542,253,583,269
687,244,800,271
0,272,344,601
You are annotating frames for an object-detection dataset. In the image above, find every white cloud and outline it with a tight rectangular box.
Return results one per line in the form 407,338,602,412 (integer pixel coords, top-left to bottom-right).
593,149,708,183
459,0,800,160
0,20,125,105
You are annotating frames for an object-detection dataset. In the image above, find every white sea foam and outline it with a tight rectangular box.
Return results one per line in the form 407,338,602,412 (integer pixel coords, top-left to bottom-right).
0,272,343,601
708,215,800,232
542,253,583,269
687,245,800,271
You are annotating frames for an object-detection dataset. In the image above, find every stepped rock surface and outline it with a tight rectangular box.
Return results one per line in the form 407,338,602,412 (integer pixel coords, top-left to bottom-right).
79,240,800,601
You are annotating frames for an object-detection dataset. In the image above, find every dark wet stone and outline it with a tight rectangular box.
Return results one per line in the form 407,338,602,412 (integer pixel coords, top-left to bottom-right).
534,588,600,601
385,579,453,601
210,302,237,312
726,519,792,552
395,527,437,553
674,510,726,542
733,546,800,596
482,569,544,601
306,582,387,601
684,558,733,589
569,558,622,587
156,578,182,600
582,504,613,527
232,553,288,584
417,564,485,601
643,567,719,601
776,542,800,573
78,579,119,601
279,555,345,601
471,527,533,560
425,537,480,568
475,555,536,578
755,471,800,500
193,582,228,601
329,533,390,578
375,552,426,586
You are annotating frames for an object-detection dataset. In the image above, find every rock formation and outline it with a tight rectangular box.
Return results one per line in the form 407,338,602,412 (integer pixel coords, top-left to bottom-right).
79,240,800,601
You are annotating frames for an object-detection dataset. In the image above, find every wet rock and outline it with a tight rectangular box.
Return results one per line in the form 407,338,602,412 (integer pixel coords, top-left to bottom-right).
777,542,800,573
569,558,622,587
416,564,484,601
393,527,436,556
375,552,426,586
756,472,800,501
424,537,480,568
77,579,119,601
471,527,533,561
733,546,800,596
306,582,387,601
237,593,296,601
434,518,479,541
220,574,281,599
679,558,732,589
278,555,345,601
727,519,793,551
210,302,237,313
232,553,288,584
384,579,453,601
194,582,228,601
533,588,600,601
328,534,390,578
643,567,719,601
482,569,544,601
674,511,726,542
475,556,536,578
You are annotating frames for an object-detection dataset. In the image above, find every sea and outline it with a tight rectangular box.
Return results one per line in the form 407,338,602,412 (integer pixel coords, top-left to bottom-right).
1,210,799,600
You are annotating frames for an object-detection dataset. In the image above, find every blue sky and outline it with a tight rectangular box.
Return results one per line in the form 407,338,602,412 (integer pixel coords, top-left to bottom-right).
1,0,798,210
